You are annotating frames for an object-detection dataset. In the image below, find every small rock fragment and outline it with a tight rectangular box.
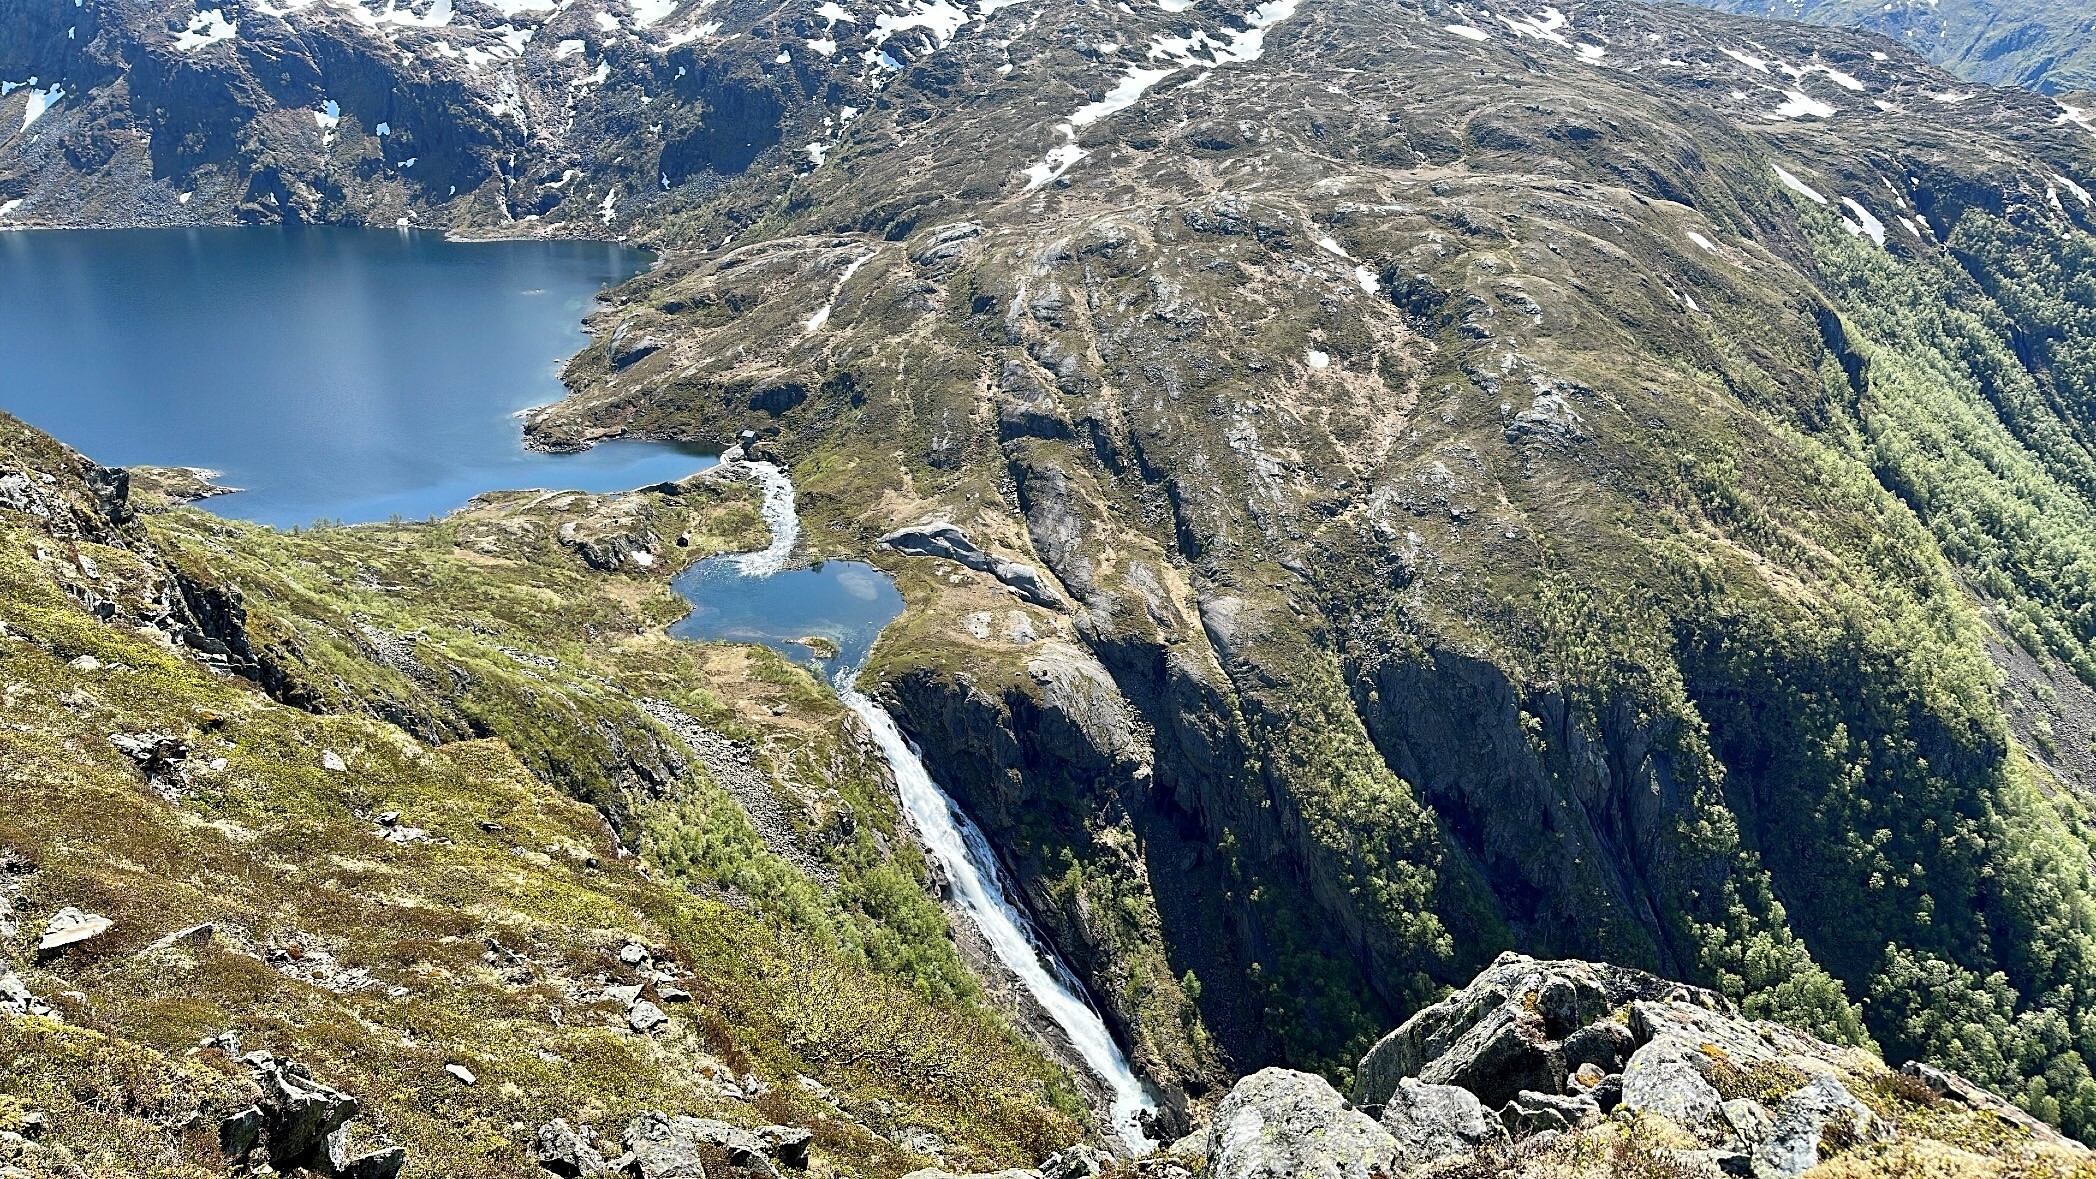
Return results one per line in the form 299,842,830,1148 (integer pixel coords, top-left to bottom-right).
627,999,668,1033
37,906,113,959
445,1064,477,1086
0,968,53,1019
322,750,348,772
533,1119,607,1177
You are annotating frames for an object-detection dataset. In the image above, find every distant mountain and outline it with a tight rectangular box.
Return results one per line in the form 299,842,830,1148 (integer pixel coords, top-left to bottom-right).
1685,0,2096,94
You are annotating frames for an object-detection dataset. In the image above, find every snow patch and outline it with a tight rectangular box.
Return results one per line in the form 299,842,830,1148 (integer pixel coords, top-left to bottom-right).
804,250,874,333
1022,142,1087,188
555,37,586,57
1306,349,1330,368
629,0,677,25
1018,0,1300,187
593,10,620,30
817,0,856,21
1769,89,1834,119
599,187,617,224
807,36,836,53
871,0,969,50
173,8,237,51
21,85,64,131
1442,23,1487,41
315,99,341,129
1354,265,1377,294
1687,229,1716,251
1772,164,1827,205
1839,196,1885,247
1719,47,1768,72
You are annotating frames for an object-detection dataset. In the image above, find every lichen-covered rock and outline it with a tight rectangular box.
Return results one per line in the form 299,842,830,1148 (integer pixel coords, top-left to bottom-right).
1751,1073,1884,1178
1355,953,1721,1109
1617,1037,1726,1133
534,1119,608,1178
1201,1068,1397,1179
1378,1077,1506,1166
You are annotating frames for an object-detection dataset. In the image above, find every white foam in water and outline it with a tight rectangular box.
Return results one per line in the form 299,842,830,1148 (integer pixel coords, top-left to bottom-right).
704,454,1157,1152
837,682,1157,1154
722,458,801,576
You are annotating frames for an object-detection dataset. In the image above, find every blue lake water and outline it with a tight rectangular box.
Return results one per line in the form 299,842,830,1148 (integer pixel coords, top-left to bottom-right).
669,557,905,671
0,226,712,528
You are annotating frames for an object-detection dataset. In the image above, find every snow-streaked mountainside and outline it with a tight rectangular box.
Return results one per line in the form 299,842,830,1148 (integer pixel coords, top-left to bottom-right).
9,0,2095,232
23,0,2096,1169
1685,0,2096,97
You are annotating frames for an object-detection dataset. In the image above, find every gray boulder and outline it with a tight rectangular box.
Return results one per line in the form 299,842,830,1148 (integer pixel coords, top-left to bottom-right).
217,1054,403,1178
244,1053,362,1170
535,1119,608,1177
623,1114,794,1179
1499,1090,1600,1139
327,1128,408,1179
1618,1037,1725,1133
877,522,1064,609
1377,1077,1505,1166
37,906,113,960
0,969,53,1019
1751,1073,1882,1178
1202,1068,1398,1179
759,1125,813,1170
1355,954,1717,1109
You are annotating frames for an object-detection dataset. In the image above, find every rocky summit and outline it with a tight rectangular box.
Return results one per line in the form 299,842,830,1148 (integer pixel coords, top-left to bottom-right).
14,0,2096,1171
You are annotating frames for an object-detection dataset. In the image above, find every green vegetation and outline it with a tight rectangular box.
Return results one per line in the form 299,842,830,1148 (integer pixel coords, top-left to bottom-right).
0,417,1080,1178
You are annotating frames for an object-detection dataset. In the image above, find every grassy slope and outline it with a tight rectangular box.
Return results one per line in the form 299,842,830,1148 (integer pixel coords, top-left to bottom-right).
0,415,1080,1178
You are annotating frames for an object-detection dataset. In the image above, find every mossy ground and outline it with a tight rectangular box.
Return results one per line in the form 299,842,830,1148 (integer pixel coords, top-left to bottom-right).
0,424,1082,1178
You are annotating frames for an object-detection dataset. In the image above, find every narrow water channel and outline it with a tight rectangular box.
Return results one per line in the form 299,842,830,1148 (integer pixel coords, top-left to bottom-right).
670,457,1159,1155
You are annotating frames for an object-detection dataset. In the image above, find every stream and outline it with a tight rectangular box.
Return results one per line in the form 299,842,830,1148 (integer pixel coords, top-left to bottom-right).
671,457,1159,1155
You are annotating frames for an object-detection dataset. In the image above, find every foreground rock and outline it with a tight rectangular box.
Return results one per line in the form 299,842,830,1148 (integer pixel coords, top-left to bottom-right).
530,1113,816,1179
1199,1069,1398,1179
1170,955,2093,1179
219,1054,404,1179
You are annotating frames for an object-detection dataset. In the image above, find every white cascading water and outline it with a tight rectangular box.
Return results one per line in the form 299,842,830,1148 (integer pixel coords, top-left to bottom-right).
712,450,1156,1153
720,457,800,576
836,683,1157,1154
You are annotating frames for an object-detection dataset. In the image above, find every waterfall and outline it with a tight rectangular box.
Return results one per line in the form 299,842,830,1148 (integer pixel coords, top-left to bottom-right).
697,449,1157,1153
837,681,1157,1154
